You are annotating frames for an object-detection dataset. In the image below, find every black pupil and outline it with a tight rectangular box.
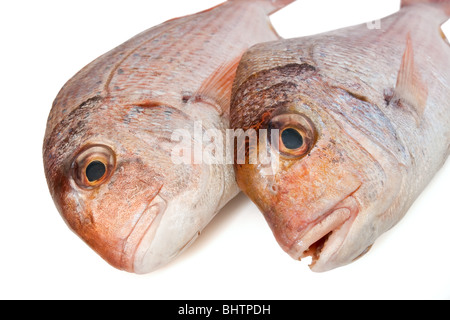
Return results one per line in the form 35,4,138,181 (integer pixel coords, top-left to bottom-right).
86,161,106,182
281,128,304,150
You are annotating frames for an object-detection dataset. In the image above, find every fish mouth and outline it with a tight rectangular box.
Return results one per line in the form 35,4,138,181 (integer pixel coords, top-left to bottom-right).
288,194,360,269
120,190,167,273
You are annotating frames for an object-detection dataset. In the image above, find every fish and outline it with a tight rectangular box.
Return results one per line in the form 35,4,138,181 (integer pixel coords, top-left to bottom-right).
230,0,450,272
43,0,295,274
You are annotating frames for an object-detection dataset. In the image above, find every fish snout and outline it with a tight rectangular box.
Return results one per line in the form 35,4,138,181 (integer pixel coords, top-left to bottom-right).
246,154,363,269
48,144,169,273
62,186,167,273
288,195,360,269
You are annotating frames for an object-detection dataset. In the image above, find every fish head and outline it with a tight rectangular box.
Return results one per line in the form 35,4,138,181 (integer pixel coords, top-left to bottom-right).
231,57,403,271
44,97,221,273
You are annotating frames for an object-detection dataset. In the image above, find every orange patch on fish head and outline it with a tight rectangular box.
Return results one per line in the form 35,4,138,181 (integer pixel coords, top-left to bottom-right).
55,147,165,272
235,103,364,260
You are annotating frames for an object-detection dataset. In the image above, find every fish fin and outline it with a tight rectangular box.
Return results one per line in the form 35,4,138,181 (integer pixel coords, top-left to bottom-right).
394,34,428,119
194,54,243,117
229,0,296,15
440,26,449,43
401,0,450,17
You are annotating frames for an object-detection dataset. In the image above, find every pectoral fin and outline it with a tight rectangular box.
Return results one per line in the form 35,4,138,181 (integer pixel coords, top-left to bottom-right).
195,54,243,117
394,34,428,118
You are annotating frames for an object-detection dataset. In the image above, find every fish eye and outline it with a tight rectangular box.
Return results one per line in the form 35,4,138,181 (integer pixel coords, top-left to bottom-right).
269,113,317,159
85,161,107,182
281,128,304,150
72,145,116,189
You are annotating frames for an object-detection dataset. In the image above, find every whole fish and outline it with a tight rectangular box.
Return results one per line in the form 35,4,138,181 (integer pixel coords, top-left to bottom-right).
43,0,294,274
231,0,450,272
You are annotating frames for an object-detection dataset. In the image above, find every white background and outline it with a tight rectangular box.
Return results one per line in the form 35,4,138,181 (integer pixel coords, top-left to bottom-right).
1,0,449,300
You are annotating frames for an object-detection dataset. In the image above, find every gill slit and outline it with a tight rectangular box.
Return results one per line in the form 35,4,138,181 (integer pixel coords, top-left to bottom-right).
320,106,388,183
322,105,407,223
335,84,411,169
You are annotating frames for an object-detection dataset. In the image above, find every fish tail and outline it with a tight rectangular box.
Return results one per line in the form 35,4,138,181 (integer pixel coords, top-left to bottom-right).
401,0,450,17
229,0,296,15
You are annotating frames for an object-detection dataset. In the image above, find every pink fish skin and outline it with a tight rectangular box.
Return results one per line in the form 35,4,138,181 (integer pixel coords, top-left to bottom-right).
231,0,450,271
43,0,295,274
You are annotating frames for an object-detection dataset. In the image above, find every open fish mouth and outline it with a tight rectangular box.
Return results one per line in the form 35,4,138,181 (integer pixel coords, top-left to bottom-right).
288,195,360,268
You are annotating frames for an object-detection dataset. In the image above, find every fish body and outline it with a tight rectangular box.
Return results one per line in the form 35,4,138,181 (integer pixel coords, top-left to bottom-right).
43,0,294,274
231,0,450,271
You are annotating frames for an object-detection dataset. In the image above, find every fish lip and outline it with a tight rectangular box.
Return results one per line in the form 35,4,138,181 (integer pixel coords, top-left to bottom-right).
120,187,166,272
287,191,360,266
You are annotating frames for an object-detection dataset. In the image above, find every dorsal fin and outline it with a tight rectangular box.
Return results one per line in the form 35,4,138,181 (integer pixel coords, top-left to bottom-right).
394,34,428,118
194,54,243,117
